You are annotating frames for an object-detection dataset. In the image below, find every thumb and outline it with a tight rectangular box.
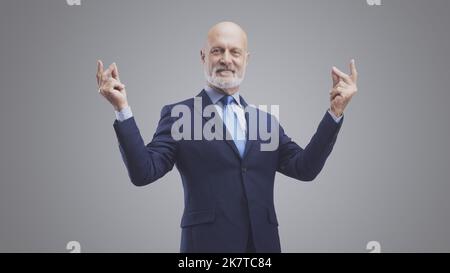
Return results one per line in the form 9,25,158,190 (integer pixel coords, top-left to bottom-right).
331,69,339,86
111,62,120,81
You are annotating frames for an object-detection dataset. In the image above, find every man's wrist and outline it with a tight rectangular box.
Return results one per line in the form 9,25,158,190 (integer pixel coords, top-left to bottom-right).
115,105,133,122
114,103,129,112
328,108,343,123
329,108,343,118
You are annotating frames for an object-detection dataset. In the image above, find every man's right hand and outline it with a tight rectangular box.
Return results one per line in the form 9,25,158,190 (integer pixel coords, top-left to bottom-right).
96,60,129,112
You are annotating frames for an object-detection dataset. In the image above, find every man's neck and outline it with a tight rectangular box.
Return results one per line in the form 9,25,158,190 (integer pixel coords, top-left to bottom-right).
207,83,239,96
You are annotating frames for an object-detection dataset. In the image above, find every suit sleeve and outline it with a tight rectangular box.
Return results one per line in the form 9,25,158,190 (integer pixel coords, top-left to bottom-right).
113,105,178,186
277,110,343,181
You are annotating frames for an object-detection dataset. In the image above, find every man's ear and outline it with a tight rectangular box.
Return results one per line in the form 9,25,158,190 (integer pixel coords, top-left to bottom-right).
246,52,250,66
200,49,205,63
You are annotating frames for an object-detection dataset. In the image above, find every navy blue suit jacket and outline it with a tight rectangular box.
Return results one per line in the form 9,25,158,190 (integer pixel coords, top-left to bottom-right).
113,89,343,252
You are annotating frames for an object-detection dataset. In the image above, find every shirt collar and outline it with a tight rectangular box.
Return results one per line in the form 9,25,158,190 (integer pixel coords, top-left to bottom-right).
204,85,242,107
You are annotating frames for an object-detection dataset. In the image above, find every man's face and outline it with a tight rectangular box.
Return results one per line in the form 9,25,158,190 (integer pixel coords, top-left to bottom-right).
202,24,249,90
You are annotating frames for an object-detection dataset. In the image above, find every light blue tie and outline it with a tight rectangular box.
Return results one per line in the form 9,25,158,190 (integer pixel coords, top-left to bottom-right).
220,95,246,158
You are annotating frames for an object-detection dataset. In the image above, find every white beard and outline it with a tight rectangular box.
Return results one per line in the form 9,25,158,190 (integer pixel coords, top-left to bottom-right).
204,66,245,89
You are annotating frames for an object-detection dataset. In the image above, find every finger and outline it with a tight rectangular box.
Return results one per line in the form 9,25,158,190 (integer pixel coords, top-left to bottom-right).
331,69,339,86
106,78,125,91
97,60,104,74
103,63,115,79
113,82,125,92
111,62,120,81
350,59,358,83
115,80,125,89
102,71,111,82
107,63,115,75
103,69,113,82
97,60,104,86
337,80,349,88
329,88,342,99
110,77,125,88
330,91,342,101
332,95,344,105
332,66,352,84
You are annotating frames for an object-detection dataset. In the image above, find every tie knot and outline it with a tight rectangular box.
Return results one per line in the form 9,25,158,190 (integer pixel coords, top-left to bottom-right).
220,95,236,106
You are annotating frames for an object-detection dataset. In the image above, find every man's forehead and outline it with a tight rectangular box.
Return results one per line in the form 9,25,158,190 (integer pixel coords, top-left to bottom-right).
207,33,246,49
206,22,248,50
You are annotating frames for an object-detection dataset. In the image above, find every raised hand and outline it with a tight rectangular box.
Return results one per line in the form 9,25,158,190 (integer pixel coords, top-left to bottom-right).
96,60,128,111
329,59,358,117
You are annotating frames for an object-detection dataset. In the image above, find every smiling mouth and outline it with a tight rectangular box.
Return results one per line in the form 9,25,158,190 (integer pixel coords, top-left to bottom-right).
217,69,234,74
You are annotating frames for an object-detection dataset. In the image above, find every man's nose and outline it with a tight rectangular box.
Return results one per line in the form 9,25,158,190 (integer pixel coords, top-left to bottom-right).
220,50,232,66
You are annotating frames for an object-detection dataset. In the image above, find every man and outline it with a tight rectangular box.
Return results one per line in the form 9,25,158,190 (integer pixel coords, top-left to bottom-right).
96,21,358,253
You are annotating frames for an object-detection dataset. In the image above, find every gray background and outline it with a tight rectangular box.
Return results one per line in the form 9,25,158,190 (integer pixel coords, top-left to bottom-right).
0,0,449,252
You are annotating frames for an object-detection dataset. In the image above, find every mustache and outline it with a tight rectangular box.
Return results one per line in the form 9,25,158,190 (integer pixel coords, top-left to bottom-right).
213,67,235,73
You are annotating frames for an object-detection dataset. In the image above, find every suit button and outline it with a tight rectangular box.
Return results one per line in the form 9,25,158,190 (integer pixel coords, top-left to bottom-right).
241,167,247,173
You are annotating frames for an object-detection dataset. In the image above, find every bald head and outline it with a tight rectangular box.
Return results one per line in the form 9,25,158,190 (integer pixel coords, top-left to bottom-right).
206,21,248,51
201,22,250,94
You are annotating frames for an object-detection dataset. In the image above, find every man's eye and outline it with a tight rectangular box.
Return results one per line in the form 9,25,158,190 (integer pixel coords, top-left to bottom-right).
211,49,221,54
232,51,241,56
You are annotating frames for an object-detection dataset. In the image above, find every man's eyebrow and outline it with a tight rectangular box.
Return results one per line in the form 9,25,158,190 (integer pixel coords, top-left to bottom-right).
209,46,244,53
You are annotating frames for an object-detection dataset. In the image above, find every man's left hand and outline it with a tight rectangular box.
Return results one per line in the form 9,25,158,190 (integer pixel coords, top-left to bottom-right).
329,59,358,117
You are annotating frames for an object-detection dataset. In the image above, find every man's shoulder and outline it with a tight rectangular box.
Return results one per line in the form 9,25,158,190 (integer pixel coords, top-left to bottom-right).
163,98,194,109
245,104,280,124
159,90,205,116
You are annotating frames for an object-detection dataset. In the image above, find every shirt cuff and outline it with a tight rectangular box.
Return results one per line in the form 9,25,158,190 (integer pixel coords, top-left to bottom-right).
327,109,343,123
115,106,133,122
